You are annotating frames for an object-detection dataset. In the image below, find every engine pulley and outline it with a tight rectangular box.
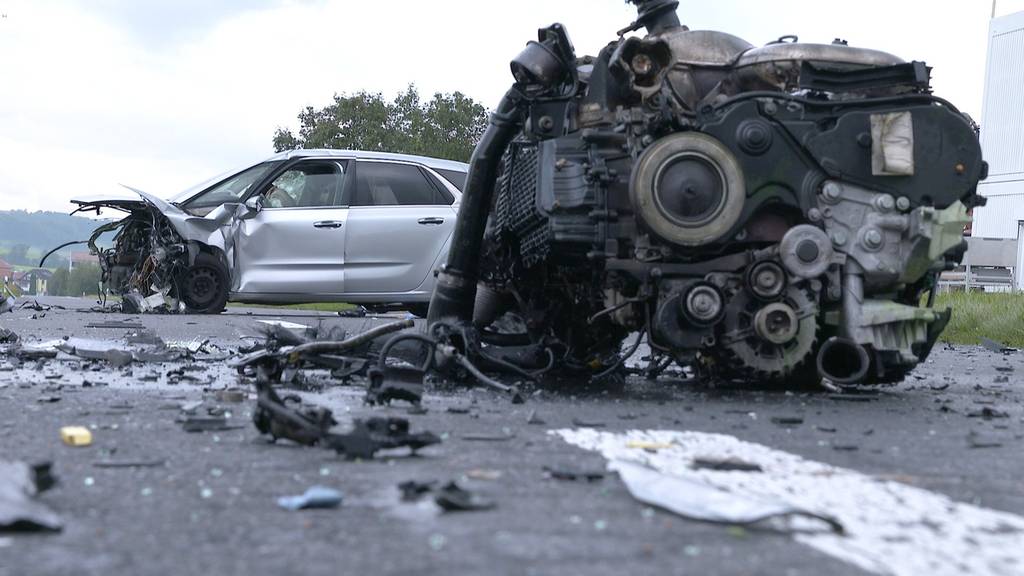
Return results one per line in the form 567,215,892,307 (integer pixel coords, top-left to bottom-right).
631,132,746,247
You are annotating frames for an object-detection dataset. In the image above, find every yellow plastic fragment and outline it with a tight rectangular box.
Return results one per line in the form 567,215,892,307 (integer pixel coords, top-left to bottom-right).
626,440,673,450
61,426,93,447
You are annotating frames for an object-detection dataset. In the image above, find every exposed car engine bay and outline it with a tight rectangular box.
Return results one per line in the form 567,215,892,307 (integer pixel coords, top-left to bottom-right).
428,0,986,386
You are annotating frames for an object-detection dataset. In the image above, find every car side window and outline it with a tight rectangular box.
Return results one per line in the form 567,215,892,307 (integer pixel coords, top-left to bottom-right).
352,162,451,206
261,161,347,209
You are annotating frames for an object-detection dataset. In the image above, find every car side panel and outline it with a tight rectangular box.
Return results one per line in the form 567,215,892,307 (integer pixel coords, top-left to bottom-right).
342,204,455,294
233,206,347,295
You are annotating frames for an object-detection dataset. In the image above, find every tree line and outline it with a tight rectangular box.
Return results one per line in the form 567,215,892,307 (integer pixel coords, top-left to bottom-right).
273,85,488,163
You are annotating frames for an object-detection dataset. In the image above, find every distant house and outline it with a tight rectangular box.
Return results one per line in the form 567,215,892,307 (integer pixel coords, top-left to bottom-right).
14,268,53,295
69,251,98,270
0,258,13,284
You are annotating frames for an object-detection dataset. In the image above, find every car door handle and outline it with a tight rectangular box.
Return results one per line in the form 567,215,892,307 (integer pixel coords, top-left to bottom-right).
417,217,445,225
313,220,343,229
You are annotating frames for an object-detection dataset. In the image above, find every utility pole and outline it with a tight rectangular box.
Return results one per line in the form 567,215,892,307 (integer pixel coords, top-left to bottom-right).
992,0,997,18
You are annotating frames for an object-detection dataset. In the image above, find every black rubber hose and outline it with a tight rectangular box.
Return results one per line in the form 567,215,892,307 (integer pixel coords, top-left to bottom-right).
427,87,528,326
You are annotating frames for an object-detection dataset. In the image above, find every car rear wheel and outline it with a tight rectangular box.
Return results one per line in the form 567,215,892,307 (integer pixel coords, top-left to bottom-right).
181,253,229,314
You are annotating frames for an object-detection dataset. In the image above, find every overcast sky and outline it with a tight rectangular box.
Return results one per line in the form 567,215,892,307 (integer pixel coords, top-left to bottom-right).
1,0,1023,213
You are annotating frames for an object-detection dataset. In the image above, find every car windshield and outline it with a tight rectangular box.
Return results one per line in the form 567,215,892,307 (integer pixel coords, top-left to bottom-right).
180,161,282,208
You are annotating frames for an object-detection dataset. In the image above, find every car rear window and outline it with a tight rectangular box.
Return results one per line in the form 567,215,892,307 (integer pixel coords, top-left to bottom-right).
435,168,467,192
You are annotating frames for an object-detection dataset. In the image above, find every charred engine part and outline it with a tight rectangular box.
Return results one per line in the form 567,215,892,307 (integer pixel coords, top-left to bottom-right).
253,368,441,459
428,0,985,386
367,322,527,404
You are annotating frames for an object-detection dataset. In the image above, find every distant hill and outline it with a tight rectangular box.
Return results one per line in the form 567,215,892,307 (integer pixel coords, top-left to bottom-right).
0,210,114,265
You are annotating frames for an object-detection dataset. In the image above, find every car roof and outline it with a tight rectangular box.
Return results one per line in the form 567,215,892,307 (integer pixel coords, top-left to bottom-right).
267,149,469,172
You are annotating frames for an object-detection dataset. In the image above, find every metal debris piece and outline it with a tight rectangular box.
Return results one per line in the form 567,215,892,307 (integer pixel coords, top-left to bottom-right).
542,465,605,482
277,486,343,511
691,457,763,472
398,480,436,501
612,460,843,533
85,321,146,330
526,409,546,425
572,418,607,428
365,366,424,406
92,459,165,469
253,373,440,459
967,407,1010,420
0,461,61,532
770,416,804,426
981,338,1016,354
434,482,496,512
179,415,240,433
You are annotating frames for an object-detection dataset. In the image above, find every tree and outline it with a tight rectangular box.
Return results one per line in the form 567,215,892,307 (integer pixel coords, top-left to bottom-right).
273,85,488,163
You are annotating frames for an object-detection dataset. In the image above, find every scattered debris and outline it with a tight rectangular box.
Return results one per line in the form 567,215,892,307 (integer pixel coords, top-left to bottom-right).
770,416,804,426
981,338,1016,354
0,461,61,532
179,415,240,433
691,457,763,472
542,465,605,482
398,480,436,502
526,409,546,425
93,459,166,469
967,407,1010,420
627,440,674,451
465,469,503,481
277,486,343,511
60,426,93,447
253,373,440,459
612,460,842,533
832,444,860,452
85,321,146,330
0,328,18,344
434,482,496,512
571,418,607,428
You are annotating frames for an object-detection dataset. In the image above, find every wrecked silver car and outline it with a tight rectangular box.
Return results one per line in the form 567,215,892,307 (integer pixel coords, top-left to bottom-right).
428,0,986,385
62,150,467,315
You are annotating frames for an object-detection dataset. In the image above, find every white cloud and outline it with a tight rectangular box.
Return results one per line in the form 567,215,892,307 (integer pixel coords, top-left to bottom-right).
1,0,1021,213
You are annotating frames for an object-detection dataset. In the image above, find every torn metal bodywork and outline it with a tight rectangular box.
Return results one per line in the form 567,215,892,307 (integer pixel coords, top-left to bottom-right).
428,0,985,386
63,187,249,313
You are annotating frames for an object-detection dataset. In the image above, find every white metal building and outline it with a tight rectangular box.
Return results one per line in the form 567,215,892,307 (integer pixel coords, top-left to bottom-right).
971,10,1024,238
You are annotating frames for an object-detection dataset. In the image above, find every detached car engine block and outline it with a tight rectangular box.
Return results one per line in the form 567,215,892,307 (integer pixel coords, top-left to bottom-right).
430,0,986,385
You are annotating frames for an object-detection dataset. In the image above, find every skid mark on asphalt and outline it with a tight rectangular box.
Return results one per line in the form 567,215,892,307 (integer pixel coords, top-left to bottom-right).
555,428,1024,576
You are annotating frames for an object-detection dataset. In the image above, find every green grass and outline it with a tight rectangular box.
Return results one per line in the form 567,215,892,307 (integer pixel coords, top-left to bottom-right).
227,302,356,313
935,292,1024,347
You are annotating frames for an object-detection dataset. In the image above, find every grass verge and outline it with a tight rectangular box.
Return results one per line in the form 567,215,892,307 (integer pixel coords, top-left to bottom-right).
935,292,1024,347
227,302,356,313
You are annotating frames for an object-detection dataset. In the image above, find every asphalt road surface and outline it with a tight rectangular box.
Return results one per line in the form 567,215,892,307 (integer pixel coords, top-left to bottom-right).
2,297,1023,576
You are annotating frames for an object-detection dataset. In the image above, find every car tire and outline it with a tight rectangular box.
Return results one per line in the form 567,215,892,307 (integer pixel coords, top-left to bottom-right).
180,253,229,314
407,304,430,318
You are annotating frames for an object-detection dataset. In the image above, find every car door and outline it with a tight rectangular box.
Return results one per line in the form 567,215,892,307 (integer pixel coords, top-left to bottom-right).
341,160,457,295
233,159,350,296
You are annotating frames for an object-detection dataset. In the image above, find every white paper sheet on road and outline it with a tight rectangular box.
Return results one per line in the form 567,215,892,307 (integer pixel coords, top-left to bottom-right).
555,428,1024,576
